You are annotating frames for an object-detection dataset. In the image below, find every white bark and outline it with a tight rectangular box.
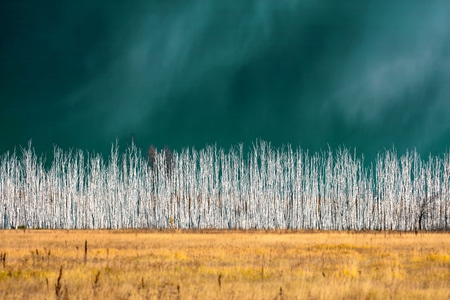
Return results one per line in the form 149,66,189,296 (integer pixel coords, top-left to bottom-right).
0,141,449,230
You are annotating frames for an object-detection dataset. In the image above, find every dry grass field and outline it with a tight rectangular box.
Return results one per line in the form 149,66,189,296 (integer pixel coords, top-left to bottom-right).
0,230,449,299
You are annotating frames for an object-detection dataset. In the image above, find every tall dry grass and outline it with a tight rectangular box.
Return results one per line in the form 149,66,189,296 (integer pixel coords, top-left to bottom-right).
0,230,449,299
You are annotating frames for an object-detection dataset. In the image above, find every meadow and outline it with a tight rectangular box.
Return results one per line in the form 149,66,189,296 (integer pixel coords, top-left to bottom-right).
0,230,449,299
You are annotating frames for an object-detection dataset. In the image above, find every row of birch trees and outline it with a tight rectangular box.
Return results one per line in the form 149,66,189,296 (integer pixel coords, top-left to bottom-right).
0,141,449,230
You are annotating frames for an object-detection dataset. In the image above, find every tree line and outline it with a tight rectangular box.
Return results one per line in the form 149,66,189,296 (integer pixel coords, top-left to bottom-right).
0,141,449,230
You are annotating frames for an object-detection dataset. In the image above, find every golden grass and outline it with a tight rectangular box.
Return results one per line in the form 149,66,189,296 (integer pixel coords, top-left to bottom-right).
0,230,449,299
